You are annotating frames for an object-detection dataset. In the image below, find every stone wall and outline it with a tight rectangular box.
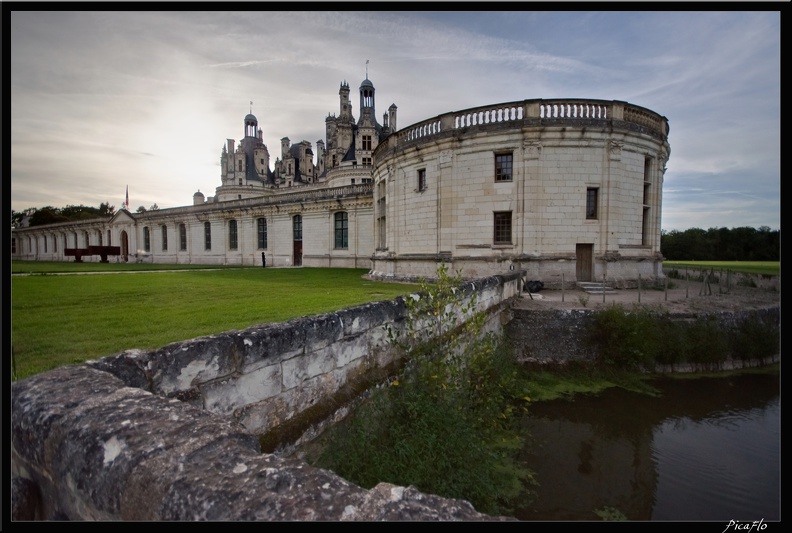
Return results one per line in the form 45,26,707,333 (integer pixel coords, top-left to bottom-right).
507,306,780,368
11,271,523,521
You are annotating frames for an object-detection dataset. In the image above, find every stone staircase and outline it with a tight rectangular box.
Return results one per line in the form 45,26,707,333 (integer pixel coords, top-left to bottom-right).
577,281,618,295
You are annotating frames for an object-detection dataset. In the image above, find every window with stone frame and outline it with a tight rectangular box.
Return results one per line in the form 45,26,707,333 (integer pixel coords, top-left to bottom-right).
257,218,267,249
418,168,426,191
229,220,238,250
334,211,349,249
143,227,150,252
362,135,372,151
493,211,512,245
204,222,212,250
495,153,513,182
161,225,168,251
586,188,599,220
179,224,187,251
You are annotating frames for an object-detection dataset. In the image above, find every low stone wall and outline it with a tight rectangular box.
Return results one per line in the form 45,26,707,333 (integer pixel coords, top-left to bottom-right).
507,306,780,369
11,271,523,521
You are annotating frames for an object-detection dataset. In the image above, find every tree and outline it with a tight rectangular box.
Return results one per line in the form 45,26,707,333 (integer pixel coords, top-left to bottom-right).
98,202,115,216
136,206,147,214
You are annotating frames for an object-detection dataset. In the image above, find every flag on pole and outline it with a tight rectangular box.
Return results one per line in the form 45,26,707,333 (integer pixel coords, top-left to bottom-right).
125,186,129,209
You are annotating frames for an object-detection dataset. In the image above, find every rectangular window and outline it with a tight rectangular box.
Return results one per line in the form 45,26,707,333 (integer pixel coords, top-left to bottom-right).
334,212,349,249
179,224,187,251
257,218,268,249
418,168,426,191
107,230,111,246
229,220,238,250
12,238,16,254
586,188,599,220
204,222,212,250
44,236,48,253
362,157,372,166
98,232,102,246
53,234,57,252
143,227,150,252
495,153,513,182
362,135,372,151
161,225,168,251
493,211,512,245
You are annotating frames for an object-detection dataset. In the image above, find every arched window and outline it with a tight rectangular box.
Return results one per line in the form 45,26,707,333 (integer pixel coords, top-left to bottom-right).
257,218,267,249
229,220,238,250
334,211,348,249
204,222,212,250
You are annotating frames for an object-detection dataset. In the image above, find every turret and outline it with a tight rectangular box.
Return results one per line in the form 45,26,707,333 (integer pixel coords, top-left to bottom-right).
359,78,375,120
389,104,397,132
339,81,352,120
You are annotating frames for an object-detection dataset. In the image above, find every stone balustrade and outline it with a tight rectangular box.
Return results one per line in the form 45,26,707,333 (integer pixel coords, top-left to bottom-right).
381,98,669,156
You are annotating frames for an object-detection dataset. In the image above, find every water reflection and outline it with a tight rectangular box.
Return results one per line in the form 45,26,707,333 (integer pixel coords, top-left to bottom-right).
515,372,779,521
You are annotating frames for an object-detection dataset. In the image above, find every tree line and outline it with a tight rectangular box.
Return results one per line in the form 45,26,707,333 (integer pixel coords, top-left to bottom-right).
661,226,779,261
11,202,160,228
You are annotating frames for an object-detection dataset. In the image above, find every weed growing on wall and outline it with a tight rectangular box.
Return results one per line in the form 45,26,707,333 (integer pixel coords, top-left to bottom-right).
313,264,535,516
585,304,778,370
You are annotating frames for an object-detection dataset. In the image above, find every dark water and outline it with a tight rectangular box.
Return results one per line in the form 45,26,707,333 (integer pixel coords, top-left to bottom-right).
515,372,780,521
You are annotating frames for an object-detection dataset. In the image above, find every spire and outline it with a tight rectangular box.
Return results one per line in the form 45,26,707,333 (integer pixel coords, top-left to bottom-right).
365,59,369,80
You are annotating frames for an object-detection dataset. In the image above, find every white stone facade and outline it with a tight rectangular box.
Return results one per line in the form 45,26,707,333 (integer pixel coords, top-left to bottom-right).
12,86,669,285
370,100,670,286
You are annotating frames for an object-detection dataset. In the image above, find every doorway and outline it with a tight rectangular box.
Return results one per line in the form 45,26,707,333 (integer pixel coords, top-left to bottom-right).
576,243,593,282
121,231,129,262
293,215,303,266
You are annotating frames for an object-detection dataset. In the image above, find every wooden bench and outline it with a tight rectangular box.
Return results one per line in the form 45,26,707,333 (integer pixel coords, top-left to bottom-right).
64,246,122,263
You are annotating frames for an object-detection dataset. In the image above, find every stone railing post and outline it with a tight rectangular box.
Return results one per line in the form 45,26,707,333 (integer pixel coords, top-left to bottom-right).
524,100,542,119
611,101,626,121
440,112,455,131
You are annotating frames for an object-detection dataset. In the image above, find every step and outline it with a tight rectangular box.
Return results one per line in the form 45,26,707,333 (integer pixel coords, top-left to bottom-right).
577,282,618,294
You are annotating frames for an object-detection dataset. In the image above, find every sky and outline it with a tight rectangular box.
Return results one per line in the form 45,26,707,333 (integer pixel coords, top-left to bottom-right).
9,10,781,232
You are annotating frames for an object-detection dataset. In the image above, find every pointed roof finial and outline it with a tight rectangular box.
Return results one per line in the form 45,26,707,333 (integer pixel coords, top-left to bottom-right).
366,59,369,80
250,101,253,114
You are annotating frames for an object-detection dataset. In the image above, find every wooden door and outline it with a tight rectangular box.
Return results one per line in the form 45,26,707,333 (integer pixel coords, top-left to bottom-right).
576,243,593,282
121,231,129,262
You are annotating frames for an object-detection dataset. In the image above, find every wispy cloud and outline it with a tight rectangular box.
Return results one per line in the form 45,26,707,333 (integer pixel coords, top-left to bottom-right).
10,10,780,231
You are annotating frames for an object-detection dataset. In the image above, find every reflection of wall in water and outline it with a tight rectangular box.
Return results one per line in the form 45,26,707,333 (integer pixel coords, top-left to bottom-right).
521,418,657,520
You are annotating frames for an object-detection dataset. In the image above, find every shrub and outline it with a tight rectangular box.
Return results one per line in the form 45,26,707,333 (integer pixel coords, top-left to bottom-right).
685,315,729,367
313,265,535,516
730,315,779,361
585,304,662,371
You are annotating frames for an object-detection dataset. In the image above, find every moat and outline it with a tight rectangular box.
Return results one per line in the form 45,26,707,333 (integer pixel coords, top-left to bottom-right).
514,370,780,521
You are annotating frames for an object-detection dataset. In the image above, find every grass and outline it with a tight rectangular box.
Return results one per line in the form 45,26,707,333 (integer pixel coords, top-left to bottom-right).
11,263,415,380
11,260,239,273
663,261,779,276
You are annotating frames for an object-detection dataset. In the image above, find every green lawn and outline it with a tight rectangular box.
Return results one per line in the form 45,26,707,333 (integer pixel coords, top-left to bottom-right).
11,260,239,273
663,261,779,276
11,264,416,380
